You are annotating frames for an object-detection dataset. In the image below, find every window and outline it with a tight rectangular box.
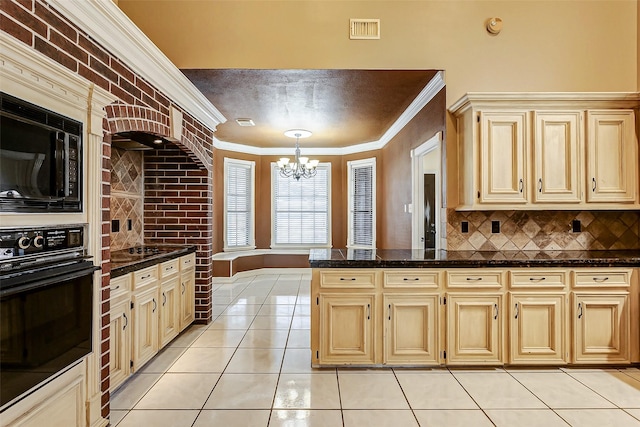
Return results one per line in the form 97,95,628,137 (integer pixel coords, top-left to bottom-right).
272,163,331,248
224,158,255,250
347,158,376,248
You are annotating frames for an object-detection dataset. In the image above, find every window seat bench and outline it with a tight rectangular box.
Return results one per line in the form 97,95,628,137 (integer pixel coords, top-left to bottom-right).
212,249,310,278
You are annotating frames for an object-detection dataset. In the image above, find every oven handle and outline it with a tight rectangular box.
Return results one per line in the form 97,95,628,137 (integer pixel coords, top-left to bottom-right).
0,264,100,298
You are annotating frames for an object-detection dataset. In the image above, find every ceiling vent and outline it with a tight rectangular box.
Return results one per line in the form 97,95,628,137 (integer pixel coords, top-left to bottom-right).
235,118,255,127
350,19,380,40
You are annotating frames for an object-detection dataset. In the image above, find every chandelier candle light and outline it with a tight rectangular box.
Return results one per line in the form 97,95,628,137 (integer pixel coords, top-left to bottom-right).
277,129,319,180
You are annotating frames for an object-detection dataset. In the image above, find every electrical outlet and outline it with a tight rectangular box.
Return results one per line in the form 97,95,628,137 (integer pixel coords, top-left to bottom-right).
572,219,581,233
491,220,500,234
461,221,469,233
111,219,120,233
127,219,133,231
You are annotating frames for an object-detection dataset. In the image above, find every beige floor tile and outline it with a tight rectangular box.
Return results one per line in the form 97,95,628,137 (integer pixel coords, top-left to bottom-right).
222,303,262,316
510,372,615,409
250,315,293,330
273,373,340,409
413,409,494,427
225,348,285,373
264,295,298,304
281,348,324,374
208,315,254,330
166,325,207,348
115,409,199,427
269,410,342,427
203,373,279,409
343,410,418,427
134,373,220,409
167,347,235,373
109,410,128,426
555,409,640,426
233,295,268,304
452,372,545,409
621,368,640,382
239,329,290,348
193,410,270,427
212,304,228,315
485,409,570,427
137,347,185,373
567,371,640,408
258,304,296,316
294,304,311,316
110,373,162,410
297,296,311,305
339,373,410,409
190,329,246,347
626,409,640,421
395,372,478,409
290,315,310,329
287,329,310,348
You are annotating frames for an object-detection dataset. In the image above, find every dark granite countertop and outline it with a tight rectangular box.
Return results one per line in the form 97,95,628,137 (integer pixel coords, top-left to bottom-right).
309,249,640,268
111,245,197,277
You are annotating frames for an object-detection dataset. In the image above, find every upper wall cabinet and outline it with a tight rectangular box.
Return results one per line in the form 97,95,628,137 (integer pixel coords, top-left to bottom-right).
450,93,640,210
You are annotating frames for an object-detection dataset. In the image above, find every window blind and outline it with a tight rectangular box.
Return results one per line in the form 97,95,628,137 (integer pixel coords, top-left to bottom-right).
273,166,330,246
349,159,375,248
226,160,252,248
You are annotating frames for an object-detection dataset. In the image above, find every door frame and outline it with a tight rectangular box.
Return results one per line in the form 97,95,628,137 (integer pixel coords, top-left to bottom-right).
411,131,443,250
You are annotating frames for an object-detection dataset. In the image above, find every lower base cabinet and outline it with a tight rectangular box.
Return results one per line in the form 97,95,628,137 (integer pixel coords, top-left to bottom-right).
132,285,159,371
384,294,439,365
179,265,196,329
109,297,131,391
160,276,180,348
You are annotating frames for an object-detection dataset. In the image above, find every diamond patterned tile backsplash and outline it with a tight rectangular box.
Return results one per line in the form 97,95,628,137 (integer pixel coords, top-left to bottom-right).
446,209,640,251
110,148,144,251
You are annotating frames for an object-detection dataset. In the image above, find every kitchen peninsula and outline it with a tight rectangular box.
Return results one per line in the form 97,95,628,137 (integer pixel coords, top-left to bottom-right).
309,249,640,368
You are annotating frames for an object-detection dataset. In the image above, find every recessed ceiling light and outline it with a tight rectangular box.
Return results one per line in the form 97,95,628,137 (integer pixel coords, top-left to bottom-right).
236,118,255,127
153,138,163,145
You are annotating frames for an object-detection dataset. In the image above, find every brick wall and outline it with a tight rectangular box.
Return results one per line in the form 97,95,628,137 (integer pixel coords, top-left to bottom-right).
0,0,215,419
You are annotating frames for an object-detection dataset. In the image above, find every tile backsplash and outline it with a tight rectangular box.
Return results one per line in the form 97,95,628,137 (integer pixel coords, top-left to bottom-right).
446,209,640,251
110,148,144,251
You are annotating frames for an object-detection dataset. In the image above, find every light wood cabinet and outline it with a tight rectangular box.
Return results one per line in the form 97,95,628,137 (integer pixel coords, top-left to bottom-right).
446,294,503,365
132,283,159,371
179,253,196,330
586,110,637,203
109,296,131,391
319,293,376,365
384,294,439,365
533,111,582,203
159,275,180,347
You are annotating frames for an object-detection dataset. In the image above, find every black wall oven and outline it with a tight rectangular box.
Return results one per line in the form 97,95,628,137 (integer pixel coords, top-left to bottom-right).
0,92,83,212
0,225,98,410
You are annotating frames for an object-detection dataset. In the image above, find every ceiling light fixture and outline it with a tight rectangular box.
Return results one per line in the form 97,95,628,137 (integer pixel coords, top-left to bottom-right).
277,130,319,181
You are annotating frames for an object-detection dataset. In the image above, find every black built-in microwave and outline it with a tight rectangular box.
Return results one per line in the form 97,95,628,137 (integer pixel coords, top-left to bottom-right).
0,92,83,212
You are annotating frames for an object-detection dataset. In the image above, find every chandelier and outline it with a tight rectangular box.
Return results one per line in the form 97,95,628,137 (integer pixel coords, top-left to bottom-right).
277,130,319,180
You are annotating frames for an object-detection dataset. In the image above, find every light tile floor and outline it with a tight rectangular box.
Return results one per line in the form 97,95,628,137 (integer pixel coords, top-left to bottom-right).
110,271,640,427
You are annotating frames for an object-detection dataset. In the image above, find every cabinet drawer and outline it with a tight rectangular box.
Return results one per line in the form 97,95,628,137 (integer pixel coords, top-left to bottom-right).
110,274,131,300
383,270,439,289
446,270,504,289
133,265,159,289
510,270,567,289
180,253,196,270
573,269,631,288
320,270,376,289
160,259,179,278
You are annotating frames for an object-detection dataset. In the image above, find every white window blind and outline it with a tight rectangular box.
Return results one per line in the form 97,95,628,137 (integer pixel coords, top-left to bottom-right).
272,164,330,247
224,158,255,250
348,158,376,248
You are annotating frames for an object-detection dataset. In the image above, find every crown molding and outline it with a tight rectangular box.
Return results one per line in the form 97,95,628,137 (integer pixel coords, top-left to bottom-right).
48,0,226,131
449,91,640,115
214,71,446,156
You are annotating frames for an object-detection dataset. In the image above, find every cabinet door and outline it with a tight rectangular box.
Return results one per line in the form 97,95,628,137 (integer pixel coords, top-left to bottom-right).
179,268,196,331
509,293,566,364
109,297,131,391
533,111,582,203
573,293,630,363
132,286,159,371
480,111,528,204
586,110,637,203
159,277,180,348
319,294,375,365
384,294,439,365
446,294,503,365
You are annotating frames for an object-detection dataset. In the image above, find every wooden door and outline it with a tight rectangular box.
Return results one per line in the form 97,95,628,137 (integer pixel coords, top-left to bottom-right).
384,294,439,365
573,293,630,363
533,111,582,203
132,286,159,371
109,297,131,391
179,268,196,331
319,294,375,365
159,276,180,348
586,110,637,203
446,294,503,365
480,111,528,204
509,293,566,364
